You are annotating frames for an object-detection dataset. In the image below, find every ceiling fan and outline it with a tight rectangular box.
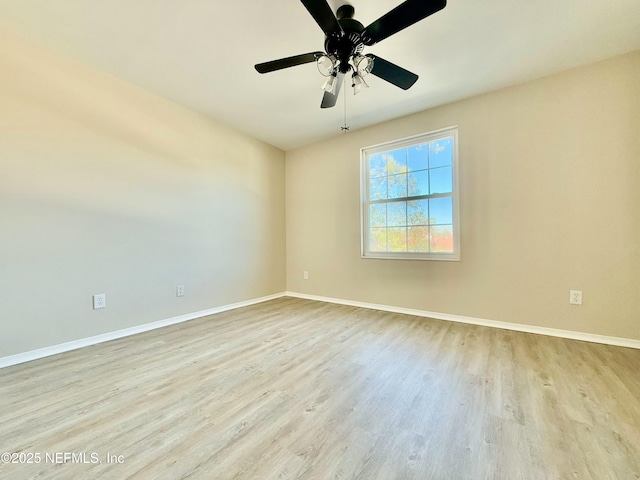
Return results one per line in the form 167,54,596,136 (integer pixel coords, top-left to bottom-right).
255,0,447,108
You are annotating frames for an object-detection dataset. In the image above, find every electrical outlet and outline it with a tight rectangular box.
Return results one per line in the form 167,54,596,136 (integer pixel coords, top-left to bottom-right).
93,293,106,309
176,285,185,297
303,271,309,280
569,290,582,305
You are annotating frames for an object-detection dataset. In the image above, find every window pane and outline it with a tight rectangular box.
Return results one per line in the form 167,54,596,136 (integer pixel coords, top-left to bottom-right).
429,197,453,225
407,199,428,226
370,228,387,251
429,138,452,168
408,171,429,197
369,154,386,178
369,204,386,227
388,173,407,199
370,176,387,200
388,227,407,252
387,201,406,227
386,149,407,174
408,226,429,252
408,144,428,172
429,166,452,194
430,225,454,252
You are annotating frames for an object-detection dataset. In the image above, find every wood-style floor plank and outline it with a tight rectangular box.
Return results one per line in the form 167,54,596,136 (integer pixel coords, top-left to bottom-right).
1,297,639,479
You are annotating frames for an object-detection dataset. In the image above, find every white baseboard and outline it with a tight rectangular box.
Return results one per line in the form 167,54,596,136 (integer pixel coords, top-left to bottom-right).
286,291,640,350
0,292,287,370
4,290,637,370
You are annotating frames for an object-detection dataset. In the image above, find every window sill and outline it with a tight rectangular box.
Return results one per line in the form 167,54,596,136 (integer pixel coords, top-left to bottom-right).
361,253,460,261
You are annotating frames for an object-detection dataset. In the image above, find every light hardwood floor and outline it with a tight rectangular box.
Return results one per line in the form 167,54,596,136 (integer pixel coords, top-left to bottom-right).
1,297,639,479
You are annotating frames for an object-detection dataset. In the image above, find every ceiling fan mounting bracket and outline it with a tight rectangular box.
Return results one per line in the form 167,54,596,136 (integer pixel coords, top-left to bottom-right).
336,4,355,20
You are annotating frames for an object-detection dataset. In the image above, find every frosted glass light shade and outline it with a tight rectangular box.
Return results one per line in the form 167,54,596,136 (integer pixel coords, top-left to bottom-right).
352,73,368,94
322,74,337,94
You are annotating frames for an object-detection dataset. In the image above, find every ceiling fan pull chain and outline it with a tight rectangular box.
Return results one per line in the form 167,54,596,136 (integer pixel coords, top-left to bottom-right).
341,78,350,133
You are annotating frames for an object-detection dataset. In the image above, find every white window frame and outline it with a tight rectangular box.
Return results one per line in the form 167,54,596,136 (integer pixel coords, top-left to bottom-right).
360,126,460,261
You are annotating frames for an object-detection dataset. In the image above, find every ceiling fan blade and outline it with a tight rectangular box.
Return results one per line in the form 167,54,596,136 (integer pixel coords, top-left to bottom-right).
362,0,446,46
255,52,324,73
367,54,418,90
300,0,343,36
320,72,345,108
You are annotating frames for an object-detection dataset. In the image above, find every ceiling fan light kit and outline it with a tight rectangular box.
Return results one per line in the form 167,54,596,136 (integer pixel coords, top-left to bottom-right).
255,0,447,108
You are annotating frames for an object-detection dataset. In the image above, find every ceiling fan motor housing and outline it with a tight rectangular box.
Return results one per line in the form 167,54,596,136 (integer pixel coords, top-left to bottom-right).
324,4,365,73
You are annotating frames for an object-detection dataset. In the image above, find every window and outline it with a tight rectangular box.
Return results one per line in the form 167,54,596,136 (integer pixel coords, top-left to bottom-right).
360,127,459,260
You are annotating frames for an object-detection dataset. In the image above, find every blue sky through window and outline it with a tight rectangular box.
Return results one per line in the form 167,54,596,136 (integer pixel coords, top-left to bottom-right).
429,167,452,194
429,138,452,168
429,197,453,224
408,145,428,171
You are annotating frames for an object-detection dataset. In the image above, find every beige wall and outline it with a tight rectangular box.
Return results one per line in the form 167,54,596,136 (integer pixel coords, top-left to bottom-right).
286,51,640,340
0,29,286,357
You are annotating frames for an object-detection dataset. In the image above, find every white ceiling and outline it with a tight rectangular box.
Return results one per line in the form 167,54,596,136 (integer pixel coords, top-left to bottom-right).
1,0,639,150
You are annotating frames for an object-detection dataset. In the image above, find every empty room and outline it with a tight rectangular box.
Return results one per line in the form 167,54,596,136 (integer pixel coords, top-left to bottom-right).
1,1,639,479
